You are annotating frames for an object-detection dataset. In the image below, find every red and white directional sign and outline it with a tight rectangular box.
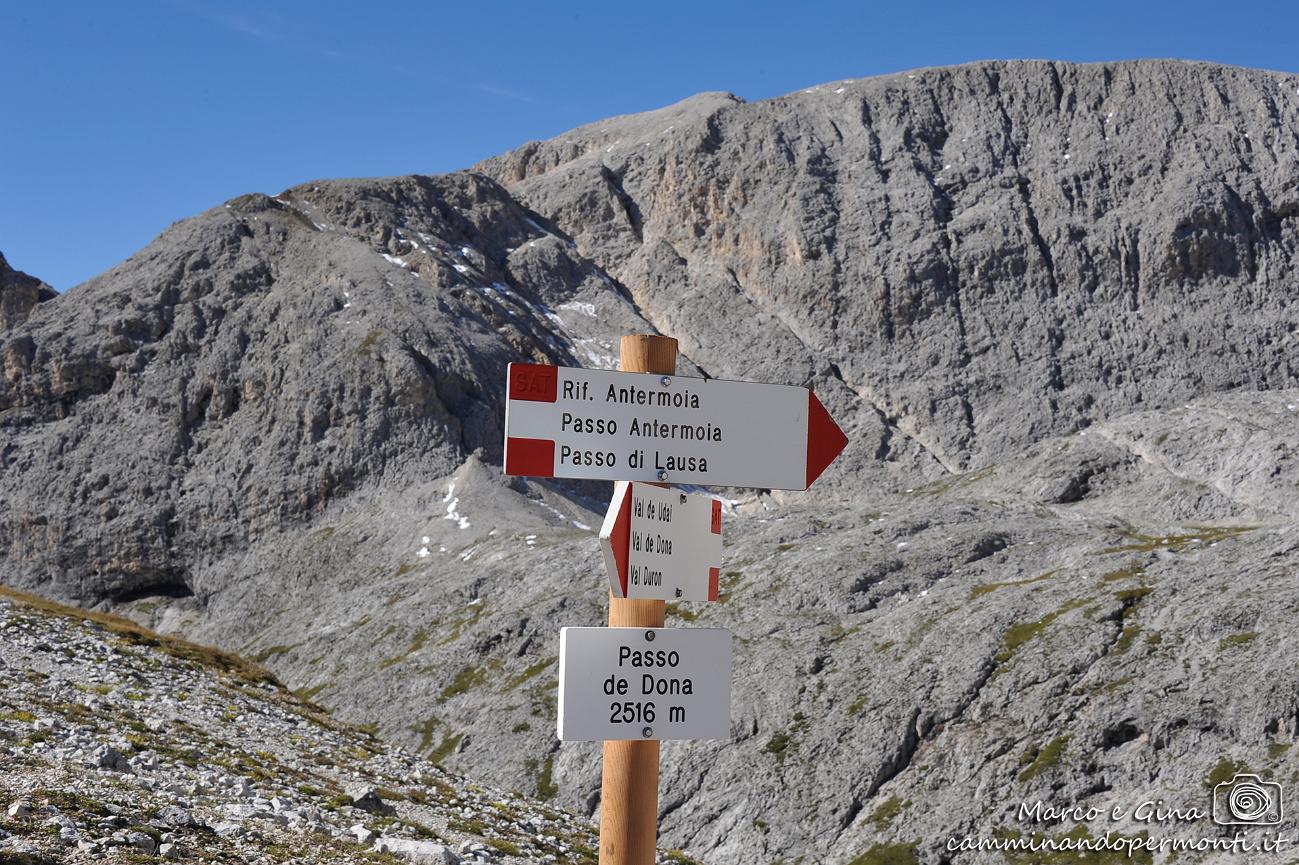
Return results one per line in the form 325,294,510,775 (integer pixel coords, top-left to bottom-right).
558,626,732,741
600,483,722,602
503,363,847,490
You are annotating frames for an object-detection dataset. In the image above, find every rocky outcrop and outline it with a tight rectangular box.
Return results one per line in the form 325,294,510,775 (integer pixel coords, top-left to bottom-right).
0,252,56,331
479,60,1299,477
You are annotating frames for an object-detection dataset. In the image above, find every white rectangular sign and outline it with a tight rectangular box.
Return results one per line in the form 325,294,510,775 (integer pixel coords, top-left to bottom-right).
600,482,722,601
503,363,846,490
557,627,732,741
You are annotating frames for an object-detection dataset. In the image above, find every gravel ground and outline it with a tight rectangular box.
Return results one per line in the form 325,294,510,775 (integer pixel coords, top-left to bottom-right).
0,588,701,865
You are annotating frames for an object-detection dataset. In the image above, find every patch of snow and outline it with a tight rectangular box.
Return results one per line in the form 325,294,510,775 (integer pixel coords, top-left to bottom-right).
417,547,430,558
467,598,482,606
834,87,846,94
382,254,408,268
558,301,597,317
453,264,471,274
896,542,908,549
441,483,470,529
422,536,430,544
573,521,591,532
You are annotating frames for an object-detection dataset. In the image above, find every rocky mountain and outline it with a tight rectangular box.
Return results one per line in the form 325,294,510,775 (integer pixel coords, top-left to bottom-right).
3,58,1299,865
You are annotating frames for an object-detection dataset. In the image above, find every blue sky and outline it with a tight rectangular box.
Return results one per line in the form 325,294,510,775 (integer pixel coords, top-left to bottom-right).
5,0,1299,290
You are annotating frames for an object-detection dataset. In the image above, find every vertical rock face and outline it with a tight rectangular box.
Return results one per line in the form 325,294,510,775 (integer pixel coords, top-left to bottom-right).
478,60,1299,473
2,60,1299,865
0,251,56,331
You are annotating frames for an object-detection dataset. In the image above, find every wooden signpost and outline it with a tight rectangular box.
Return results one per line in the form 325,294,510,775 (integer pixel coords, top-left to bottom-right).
504,333,847,865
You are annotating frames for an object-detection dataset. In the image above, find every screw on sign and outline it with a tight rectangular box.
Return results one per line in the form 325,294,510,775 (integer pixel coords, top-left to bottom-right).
502,333,847,865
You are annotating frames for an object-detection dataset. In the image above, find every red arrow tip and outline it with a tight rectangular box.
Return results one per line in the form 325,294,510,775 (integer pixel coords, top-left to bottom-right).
806,390,848,489
610,486,632,597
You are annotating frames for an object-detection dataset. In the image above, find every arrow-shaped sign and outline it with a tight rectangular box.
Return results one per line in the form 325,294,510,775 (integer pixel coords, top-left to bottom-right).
601,483,722,601
503,363,847,490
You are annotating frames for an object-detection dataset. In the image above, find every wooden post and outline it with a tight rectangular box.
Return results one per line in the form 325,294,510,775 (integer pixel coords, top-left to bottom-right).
599,333,676,865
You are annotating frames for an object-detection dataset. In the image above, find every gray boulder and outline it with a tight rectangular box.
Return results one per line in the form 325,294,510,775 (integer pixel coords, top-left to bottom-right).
375,837,462,864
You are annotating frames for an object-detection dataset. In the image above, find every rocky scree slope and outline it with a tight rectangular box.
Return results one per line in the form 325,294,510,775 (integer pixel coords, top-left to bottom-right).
0,586,697,865
1,59,1299,865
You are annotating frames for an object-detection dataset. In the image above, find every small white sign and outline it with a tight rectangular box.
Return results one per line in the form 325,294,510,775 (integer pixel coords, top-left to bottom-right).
600,482,723,601
558,627,732,742
503,363,847,490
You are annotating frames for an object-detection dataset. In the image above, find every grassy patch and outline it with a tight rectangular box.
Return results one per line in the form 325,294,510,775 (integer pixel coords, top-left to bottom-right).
357,329,383,357
1018,735,1071,782
1220,631,1259,649
1205,757,1249,789
507,656,556,689
252,644,293,663
1114,587,1154,604
762,713,809,766
970,571,1055,599
867,796,908,831
428,731,462,766
437,602,488,646
664,852,706,865
379,628,430,670
441,664,488,699
763,732,793,760
294,682,330,703
847,841,920,865
996,599,1089,664
536,754,558,800
1103,525,1257,554
912,465,995,498
0,586,278,689
1112,625,1141,656
1101,563,1147,582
